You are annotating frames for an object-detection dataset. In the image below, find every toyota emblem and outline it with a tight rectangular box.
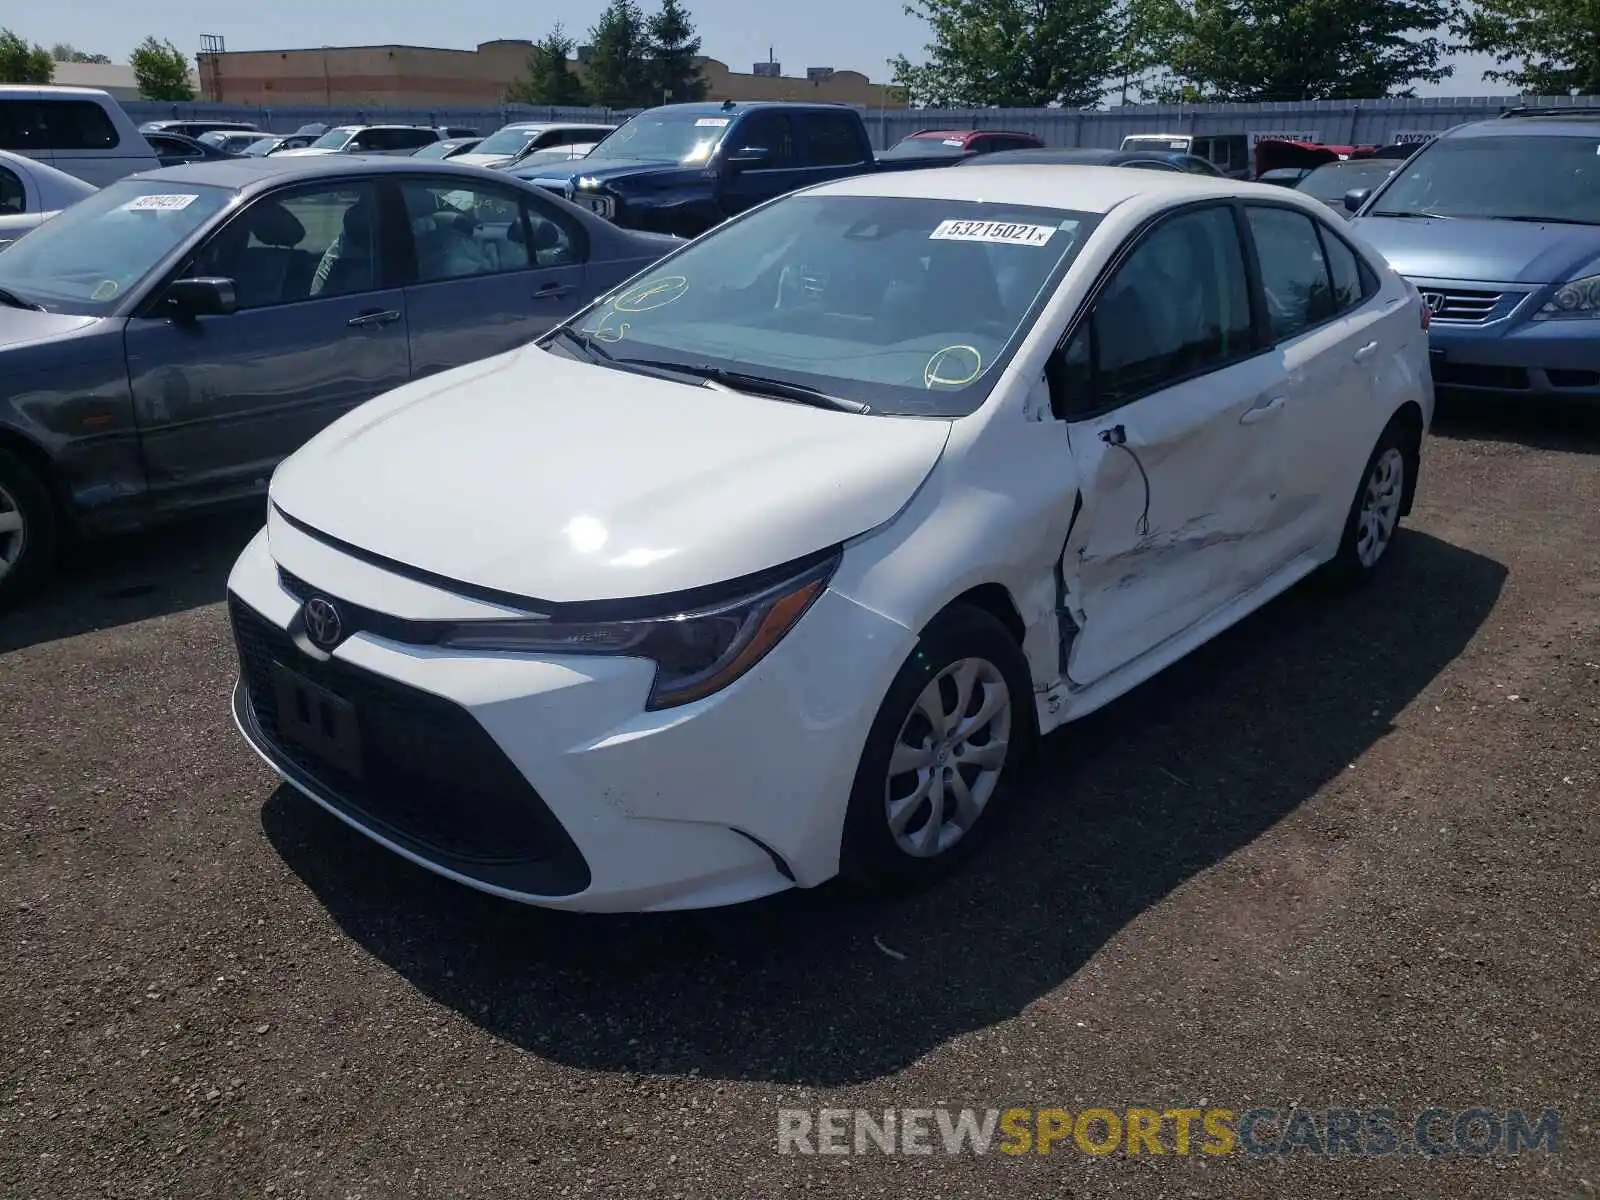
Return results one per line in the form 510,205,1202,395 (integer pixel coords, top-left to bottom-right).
303,597,343,649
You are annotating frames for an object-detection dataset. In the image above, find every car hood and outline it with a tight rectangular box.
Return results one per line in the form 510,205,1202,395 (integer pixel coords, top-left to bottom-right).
522,157,680,187
0,306,101,351
447,151,515,168
271,146,341,157
1350,214,1600,285
269,344,952,604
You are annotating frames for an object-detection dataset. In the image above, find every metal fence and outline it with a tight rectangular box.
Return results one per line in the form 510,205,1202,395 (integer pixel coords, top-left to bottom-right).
123,93,1588,152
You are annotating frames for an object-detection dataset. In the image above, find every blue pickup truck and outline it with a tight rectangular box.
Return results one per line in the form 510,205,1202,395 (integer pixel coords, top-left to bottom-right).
509,100,957,238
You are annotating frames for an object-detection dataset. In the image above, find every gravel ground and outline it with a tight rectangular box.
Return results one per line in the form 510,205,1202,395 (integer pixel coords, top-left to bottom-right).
2,401,1597,1199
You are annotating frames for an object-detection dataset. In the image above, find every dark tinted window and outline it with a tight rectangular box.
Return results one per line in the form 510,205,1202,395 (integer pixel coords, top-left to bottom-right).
801,112,865,166
1059,205,1254,412
991,135,1040,152
735,112,795,167
1,98,120,150
41,100,120,149
1244,205,1337,338
0,164,24,214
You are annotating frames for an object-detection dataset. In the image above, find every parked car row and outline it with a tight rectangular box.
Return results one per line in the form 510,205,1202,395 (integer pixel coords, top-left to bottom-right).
5,85,1595,917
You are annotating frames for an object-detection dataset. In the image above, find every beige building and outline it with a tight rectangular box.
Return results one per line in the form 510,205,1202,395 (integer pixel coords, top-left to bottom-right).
196,40,906,109
48,59,202,102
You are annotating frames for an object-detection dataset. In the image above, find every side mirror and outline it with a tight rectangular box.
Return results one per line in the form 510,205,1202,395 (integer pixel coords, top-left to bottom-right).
1343,187,1372,214
726,146,769,168
164,277,237,319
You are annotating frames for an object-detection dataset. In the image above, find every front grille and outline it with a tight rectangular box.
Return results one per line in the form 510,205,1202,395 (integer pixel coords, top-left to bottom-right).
230,596,589,893
1414,285,1504,323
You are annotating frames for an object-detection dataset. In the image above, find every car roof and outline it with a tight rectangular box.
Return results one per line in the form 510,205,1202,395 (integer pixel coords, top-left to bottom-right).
646,100,859,115
121,156,529,192
811,163,1251,213
1450,114,1600,139
968,148,1135,165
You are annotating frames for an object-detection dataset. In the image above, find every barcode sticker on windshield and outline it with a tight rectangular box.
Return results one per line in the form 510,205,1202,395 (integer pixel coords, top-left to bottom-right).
930,219,1056,246
694,117,730,127
123,193,198,212
942,139,965,147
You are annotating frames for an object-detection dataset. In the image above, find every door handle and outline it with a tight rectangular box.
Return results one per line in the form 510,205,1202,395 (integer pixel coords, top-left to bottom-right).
533,281,574,300
1239,395,1286,425
347,308,401,328
1353,340,1380,363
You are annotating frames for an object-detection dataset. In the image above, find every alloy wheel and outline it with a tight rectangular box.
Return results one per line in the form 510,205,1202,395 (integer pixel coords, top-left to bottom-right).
884,657,1013,858
0,480,25,583
1356,446,1404,569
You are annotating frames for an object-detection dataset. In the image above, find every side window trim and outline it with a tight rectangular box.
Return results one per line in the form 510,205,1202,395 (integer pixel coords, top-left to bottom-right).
1048,200,1268,420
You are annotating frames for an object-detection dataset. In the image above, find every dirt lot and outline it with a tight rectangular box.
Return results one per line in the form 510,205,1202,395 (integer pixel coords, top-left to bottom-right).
2,401,1597,1199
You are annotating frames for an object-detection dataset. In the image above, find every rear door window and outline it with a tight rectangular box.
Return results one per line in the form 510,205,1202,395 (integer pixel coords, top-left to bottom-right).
801,112,866,166
40,100,121,150
0,163,25,214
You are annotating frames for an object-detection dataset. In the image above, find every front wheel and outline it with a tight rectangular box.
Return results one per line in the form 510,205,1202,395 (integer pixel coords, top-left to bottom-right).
1322,424,1409,587
0,446,57,607
839,604,1034,893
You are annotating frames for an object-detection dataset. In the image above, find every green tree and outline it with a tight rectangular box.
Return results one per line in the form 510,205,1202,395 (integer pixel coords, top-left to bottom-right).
52,42,112,64
1454,0,1600,94
0,29,55,83
1153,0,1456,101
130,36,195,101
645,0,707,104
585,0,653,108
889,0,1125,108
511,25,590,106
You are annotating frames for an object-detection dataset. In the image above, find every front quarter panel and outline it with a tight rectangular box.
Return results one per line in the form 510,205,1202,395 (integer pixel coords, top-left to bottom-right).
1,321,145,528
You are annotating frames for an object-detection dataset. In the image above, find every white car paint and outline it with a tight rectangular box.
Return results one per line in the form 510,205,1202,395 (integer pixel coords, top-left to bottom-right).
0,149,97,250
229,165,1433,913
0,86,160,185
451,124,617,170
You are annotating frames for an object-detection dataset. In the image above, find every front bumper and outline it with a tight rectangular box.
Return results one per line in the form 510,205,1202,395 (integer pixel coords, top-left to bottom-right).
1412,275,1600,400
226,526,914,913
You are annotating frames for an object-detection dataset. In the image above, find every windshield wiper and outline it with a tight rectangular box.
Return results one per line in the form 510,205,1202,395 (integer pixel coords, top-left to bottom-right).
618,360,870,413
1369,209,1456,220
547,326,616,363
0,286,42,311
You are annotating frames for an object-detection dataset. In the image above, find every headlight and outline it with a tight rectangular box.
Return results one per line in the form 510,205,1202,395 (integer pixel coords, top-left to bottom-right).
576,176,602,190
437,552,838,710
1535,273,1600,319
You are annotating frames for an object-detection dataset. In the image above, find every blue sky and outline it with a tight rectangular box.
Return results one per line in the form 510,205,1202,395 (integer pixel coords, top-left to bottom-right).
16,0,1508,96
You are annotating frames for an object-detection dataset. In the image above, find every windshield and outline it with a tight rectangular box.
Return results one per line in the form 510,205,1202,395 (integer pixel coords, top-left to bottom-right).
880,137,968,159
0,179,231,314
1370,135,1600,223
1298,160,1396,202
559,194,1097,417
243,138,279,156
589,112,729,164
1123,136,1188,152
412,140,462,159
475,126,543,157
309,126,358,150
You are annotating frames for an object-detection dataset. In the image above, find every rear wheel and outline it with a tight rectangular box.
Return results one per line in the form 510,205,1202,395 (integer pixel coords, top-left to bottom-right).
1323,423,1409,587
0,446,58,607
840,605,1034,893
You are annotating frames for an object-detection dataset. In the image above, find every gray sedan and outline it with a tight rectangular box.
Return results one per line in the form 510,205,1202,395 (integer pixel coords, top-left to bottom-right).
0,156,681,602
0,149,97,251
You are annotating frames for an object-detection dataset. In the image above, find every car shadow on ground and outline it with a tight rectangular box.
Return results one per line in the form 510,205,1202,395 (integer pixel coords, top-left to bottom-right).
1431,396,1600,454
262,529,1505,1086
0,509,261,655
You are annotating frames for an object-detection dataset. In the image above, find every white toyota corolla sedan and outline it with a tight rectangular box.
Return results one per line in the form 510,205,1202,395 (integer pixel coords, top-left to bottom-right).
227,166,1433,912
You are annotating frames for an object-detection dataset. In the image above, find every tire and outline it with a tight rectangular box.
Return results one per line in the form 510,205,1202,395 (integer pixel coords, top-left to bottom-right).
1322,422,1410,589
839,604,1035,894
0,445,58,608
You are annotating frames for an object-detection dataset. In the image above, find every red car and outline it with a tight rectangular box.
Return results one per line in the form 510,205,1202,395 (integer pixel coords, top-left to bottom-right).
878,128,1046,162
